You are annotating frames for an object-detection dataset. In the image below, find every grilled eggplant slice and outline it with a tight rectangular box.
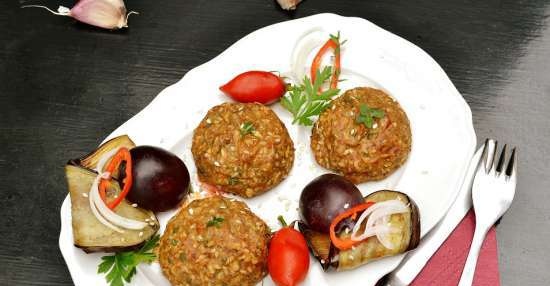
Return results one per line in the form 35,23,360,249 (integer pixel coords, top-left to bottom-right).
300,190,420,271
65,135,159,253
73,135,135,171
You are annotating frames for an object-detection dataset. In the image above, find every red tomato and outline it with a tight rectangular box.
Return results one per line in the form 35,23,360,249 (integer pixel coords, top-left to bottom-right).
219,71,286,104
268,227,310,286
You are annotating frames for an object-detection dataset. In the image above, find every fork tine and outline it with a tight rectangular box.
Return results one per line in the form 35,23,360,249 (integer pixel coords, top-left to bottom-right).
476,139,490,174
506,147,517,178
484,139,498,173
496,144,508,175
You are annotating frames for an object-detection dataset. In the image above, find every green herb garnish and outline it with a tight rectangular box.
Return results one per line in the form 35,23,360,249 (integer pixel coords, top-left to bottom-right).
228,176,239,185
277,215,288,227
280,66,340,126
98,234,160,286
240,121,255,136
206,216,224,228
356,104,385,128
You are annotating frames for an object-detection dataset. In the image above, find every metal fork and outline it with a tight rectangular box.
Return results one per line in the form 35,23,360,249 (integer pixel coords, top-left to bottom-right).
458,139,517,286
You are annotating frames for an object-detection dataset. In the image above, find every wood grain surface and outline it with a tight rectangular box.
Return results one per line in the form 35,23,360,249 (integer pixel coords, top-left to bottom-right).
1,0,549,285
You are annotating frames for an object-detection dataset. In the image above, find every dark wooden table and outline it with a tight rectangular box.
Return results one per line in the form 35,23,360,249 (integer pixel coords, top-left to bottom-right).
1,0,549,285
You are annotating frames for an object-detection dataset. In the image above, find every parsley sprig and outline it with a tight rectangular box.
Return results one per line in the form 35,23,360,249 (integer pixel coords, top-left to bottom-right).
280,66,340,126
207,216,224,228
98,234,160,286
239,121,255,136
356,104,385,128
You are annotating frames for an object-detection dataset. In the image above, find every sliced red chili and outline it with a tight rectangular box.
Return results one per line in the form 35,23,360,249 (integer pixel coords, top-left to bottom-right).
98,147,133,210
329,201,375,250
310,34,342,90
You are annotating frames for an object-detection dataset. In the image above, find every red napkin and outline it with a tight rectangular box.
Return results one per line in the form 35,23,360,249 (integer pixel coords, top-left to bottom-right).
410,210,500,286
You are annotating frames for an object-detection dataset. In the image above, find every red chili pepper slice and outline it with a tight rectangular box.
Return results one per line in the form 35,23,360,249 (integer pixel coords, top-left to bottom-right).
98,147,133,210
329,201,375,250
310,35,342,90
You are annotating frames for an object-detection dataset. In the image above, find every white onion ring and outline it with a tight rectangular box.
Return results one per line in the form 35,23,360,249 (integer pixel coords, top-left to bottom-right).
95,147,120,173
350,200,409,249
88,176,124,233
290,27,325,83
90,173,148,230
88,172,147,230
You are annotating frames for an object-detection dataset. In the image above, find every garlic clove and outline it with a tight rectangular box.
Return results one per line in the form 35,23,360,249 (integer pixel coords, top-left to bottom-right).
277,0,303,10
70,0,128,29
22,0,138,30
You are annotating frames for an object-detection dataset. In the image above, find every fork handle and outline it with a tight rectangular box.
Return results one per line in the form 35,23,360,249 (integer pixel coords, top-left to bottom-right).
458,225,490,286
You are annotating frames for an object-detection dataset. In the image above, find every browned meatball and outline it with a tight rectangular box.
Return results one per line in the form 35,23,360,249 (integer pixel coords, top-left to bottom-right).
159,196,270,286
192,103,294,197
311,87,412,183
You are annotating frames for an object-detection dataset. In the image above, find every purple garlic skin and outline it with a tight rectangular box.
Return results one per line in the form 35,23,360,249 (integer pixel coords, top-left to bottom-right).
22,0,137,30
277,0,303,10
70,0,130,29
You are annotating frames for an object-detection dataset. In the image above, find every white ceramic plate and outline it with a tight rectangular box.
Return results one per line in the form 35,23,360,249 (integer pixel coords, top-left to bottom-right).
59,13,476,286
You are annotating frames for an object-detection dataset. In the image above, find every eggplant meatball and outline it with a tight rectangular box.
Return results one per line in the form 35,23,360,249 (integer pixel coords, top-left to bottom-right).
192,103,294,197
311,87,412,183
159,196,270,286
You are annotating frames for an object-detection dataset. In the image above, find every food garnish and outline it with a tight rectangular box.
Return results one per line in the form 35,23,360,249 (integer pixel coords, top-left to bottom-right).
268,216,310,286
206,216,224,228
98,235,160,286
98,147,133,210
356,104,385,129
90,171,148,231
350,199,410,249
220,71,287,104
90,147,148,232
280,66,340,126
311,32,345,90
22,0,138,30
240,121,255,136
329,202,375,250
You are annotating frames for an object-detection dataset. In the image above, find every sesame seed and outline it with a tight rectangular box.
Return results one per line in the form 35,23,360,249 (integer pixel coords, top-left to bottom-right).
145,218,150,222
188,208,194,215
214,161,221,167
82,193,89,198
373,123,378,129
139,232,143,237
206,118,212,124
131,203,138,208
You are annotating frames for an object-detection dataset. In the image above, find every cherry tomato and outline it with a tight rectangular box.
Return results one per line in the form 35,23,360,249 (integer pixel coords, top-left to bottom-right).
268,227,310,286
220,71,286,104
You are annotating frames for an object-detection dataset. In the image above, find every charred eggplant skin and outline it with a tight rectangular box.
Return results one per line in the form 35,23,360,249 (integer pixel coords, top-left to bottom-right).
299,190,421,271
297,221,337,271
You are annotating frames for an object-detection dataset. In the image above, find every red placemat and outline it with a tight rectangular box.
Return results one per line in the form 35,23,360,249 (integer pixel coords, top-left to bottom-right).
410,210,500,286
